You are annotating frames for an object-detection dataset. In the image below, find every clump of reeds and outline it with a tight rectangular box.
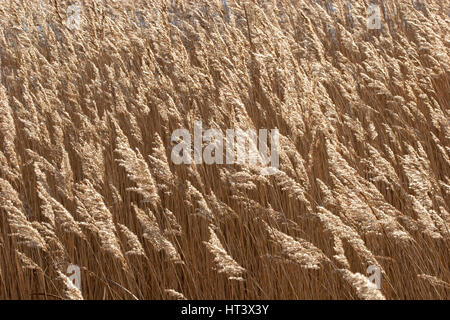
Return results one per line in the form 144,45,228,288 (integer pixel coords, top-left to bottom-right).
0,0,448,300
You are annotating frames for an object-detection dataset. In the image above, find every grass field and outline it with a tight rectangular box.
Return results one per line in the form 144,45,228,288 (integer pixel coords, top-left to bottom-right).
0,0,449,299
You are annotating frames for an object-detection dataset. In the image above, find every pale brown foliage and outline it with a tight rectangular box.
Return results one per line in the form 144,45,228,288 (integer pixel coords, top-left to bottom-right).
0,0,448,300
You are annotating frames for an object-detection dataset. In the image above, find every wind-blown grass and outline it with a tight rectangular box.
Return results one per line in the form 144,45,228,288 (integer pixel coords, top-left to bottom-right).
0,0,448,300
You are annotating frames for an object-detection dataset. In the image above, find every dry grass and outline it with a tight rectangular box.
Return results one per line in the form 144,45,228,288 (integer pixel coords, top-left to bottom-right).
0,0,449,300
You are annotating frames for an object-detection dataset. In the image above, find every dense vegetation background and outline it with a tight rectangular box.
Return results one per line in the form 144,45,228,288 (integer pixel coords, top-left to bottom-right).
0,0,448,299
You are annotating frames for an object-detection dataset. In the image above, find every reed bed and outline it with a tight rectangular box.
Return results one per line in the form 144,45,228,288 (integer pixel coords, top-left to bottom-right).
0,0,448,299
